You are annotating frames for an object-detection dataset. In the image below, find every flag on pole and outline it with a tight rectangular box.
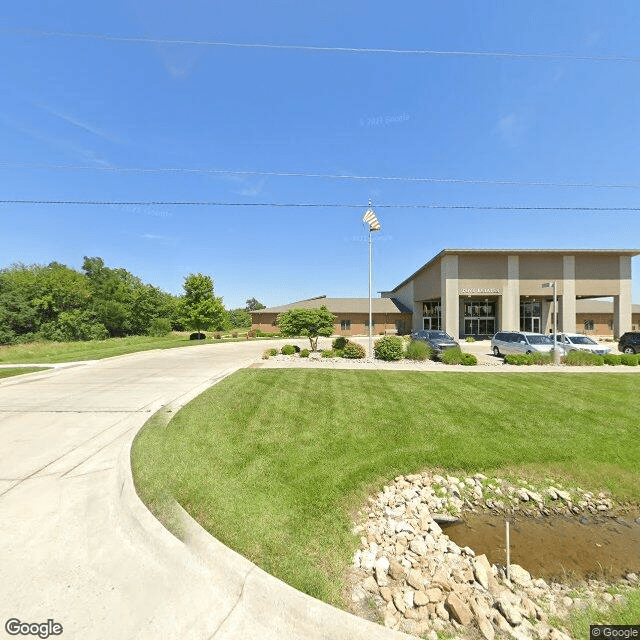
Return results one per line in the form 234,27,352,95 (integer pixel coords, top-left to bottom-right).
362,207,381,231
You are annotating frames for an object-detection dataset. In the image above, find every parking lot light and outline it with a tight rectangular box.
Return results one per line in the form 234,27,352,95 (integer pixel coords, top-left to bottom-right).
542,282,561,365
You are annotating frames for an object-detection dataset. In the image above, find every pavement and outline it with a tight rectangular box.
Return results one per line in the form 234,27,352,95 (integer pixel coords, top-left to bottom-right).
0,340,413,640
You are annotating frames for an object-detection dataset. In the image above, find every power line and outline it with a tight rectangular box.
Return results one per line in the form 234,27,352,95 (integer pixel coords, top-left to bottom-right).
3,28,640,64
2,199,640,212
2,162,640,191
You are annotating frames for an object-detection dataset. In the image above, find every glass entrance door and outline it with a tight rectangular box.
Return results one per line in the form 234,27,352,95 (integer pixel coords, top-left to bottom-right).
520,301,541,333
465,318,496,336
462,299,497,337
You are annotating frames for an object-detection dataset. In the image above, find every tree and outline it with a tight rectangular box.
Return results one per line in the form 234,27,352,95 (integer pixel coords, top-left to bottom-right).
245,297,266,311
181,273,227,335
228,308,252,328
276,306,336,351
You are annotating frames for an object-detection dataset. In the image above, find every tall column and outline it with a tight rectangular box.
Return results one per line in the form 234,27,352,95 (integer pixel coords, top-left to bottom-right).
561,256,576,333
614,256,632,338
441,255,459,337
501,255,519,331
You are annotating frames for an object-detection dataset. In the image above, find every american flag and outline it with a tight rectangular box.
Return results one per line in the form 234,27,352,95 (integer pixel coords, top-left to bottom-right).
362,207,381,231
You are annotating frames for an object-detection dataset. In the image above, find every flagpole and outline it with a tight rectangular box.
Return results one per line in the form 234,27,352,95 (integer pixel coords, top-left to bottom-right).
369,222,373,359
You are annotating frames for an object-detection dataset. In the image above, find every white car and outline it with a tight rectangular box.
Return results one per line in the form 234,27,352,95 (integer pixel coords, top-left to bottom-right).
549,333,610,355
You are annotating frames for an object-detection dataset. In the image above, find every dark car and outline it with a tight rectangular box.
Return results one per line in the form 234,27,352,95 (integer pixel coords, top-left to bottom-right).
411,329,459,353
618,332,640,354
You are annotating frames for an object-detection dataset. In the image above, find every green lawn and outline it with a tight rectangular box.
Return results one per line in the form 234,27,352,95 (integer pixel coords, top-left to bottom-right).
0,331,255,364
0,367,49,379
131,369,640,616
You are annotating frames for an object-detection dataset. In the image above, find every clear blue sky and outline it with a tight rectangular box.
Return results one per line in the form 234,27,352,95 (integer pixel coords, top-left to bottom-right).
2,1,640,309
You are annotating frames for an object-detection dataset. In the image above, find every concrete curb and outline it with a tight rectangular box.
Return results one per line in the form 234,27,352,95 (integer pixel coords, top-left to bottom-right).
120,361,415,640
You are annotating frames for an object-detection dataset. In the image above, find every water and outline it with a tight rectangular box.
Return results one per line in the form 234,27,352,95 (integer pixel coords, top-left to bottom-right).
442,512,640,582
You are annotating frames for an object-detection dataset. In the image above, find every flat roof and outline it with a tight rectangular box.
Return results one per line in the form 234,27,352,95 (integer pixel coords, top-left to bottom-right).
390,248,640,293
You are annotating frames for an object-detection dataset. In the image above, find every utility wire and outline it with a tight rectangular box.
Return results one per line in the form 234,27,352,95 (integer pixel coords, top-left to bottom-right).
3,29,640,64
2,199,640,212
2,162,640,191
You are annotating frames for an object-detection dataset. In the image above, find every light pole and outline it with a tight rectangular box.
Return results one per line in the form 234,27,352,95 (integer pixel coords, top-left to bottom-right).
363,202,381,359
542,281,561,364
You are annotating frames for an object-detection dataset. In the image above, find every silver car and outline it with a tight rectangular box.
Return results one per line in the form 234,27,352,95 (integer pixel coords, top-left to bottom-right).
549,333,610,355
491,331,564,357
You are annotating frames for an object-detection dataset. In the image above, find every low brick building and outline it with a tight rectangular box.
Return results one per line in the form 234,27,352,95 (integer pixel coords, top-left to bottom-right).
251,295,412,336
575,299,640,336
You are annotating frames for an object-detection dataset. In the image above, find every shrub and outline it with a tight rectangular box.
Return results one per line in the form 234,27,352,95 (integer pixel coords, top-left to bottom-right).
620,353,639,366
505,354,534,366
321,349,335,358
603,353,622,366
465,336,476,343
231,332,238,338
268,348,278,356
293,345,301,353
531,353,554,365
342,341,366,359
332,336,348,350
405,340,432,361
214,332,222,339
563,350,604,366
262,349,271,360
300,348,310,358
439,348,477,366
281,344,296,355
374,336,404,361
148,317,172,337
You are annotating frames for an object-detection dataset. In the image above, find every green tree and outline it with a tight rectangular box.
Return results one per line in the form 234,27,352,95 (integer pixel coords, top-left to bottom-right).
181,273,227,335
276,306,336,351
245,297,266,311
228,308,252,328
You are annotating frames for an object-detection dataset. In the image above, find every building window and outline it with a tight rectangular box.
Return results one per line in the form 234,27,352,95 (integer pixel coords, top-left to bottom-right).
520,300,542,333
365,319,375,328
608,320,614,331
422,299,442,331
341,319,351,331
584,319,594,332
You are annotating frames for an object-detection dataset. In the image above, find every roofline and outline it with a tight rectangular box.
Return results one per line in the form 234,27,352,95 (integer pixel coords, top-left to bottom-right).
389,248,640,293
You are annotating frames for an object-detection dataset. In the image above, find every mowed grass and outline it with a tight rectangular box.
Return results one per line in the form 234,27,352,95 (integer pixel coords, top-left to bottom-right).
0,331,254,364
131,370,640,610
0,367,49,379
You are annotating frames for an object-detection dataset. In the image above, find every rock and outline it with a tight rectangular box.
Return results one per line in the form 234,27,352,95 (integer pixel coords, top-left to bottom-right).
403,589,415,609
426,587,444,603
445,592,473,625
496,594,523,626
414,590,429,607
509,563,532,587
409,537,428,556
379,586,392,602
405,568,421,589
492,610,513,635
477,615,496,640
435,601,450,621
517,488,530,501
625,572,638,583
392,591,406,614
363,576,379,593
388,559,406,581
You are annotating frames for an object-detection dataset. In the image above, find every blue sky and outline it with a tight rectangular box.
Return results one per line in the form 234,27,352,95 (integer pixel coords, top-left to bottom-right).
2,1,640,308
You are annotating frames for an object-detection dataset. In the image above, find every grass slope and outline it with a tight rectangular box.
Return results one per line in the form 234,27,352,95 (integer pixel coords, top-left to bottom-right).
0,367,49,379
132,370,640,611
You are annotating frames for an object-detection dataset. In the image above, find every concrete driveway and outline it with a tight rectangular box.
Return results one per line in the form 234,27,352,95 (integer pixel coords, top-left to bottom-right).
0,341,411,640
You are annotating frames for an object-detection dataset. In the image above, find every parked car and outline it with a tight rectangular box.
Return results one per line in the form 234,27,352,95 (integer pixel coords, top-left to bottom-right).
548,333,610,355
618,331,640,354
411,329,459,353
491,331,565,357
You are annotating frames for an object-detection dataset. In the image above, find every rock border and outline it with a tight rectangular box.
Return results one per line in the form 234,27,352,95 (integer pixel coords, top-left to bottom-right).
348,471,639,639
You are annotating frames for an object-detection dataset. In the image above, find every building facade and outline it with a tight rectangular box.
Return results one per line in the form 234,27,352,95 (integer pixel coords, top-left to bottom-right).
384,249,639,339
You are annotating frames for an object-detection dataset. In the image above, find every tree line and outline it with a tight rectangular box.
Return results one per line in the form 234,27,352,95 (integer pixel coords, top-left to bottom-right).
0,256,265,345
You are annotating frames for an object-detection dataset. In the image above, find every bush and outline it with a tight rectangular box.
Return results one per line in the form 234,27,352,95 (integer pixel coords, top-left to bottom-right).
563,350,604,366
231,331,238,338
531,353,554,365
504,354,534,366
342,341,366,359
214,332,222,339
293,345,301,353
321,349,335,358
300,348,310,358
439,348,477,366
465,336,476,343
603,353,622,366
404,340,432,361
268,348,278,356
620,354,639,366
189,332,206,341
374,336,404,361
262,349,272,360
332,336,348,350
148,317,172,337
281,344,296,355
39,310,109,342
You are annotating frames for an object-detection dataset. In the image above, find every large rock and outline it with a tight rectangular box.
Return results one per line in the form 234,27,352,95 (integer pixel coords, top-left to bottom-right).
496,593,523,626
409,537,428,556
509,563,532,587
445,592,473,625
407,569,424,590
414,590,429,607
388,558,406,581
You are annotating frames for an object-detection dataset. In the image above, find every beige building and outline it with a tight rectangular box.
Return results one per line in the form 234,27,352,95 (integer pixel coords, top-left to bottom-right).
251,296,412,336
385,249,640,338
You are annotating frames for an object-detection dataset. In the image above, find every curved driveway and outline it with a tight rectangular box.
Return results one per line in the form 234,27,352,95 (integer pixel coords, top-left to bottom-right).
0,342,412,640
